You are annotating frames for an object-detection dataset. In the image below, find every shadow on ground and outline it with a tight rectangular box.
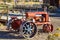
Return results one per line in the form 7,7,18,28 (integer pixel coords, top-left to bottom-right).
0,31,24,39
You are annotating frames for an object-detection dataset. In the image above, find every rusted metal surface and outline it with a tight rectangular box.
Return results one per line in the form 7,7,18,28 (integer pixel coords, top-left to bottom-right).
26,12,50,25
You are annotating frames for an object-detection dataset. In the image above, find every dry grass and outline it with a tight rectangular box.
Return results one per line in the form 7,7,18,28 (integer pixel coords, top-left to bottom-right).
0,23,7,30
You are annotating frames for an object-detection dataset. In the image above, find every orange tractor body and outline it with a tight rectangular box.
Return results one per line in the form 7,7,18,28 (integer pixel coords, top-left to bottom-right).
7,11,53,38
26,12,50,25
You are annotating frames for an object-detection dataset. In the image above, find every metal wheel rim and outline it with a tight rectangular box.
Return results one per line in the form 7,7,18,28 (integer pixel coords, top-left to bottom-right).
43,24,53,32
23,22,35,38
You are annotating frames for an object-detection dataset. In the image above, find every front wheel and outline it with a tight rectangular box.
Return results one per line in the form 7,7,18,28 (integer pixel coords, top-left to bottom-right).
20,21,37,38
43,24,53,32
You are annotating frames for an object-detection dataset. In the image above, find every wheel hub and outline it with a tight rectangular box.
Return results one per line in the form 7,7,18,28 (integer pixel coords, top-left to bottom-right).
23,23,33,34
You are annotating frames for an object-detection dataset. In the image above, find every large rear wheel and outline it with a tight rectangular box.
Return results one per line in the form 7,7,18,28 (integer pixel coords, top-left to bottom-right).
20,21,37,38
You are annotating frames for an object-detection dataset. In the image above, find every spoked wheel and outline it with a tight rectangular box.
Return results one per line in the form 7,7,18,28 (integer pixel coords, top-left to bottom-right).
20,21,37,38
43,24,53,32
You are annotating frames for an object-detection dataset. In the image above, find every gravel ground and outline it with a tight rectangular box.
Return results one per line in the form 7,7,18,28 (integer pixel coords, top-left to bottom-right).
0,17,60,40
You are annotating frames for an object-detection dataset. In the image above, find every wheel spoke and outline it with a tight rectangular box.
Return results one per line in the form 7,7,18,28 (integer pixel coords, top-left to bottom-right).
29,30,32,34
24,23,32,34
25,24,27,26
31,28,33,30
25,27,28,31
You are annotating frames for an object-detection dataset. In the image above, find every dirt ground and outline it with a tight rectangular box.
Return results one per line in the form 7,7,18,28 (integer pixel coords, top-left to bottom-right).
0,17,60,40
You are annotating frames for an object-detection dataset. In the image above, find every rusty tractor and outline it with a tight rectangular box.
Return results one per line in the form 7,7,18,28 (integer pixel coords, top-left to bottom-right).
7,11,53,38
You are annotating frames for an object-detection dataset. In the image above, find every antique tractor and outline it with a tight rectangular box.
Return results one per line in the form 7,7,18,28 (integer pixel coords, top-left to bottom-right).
7,12,53,38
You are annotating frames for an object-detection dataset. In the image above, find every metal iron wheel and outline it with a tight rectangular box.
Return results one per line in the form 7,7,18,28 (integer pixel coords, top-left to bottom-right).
20,21,37,38
43,24,53,32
